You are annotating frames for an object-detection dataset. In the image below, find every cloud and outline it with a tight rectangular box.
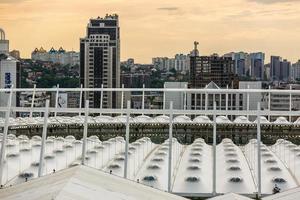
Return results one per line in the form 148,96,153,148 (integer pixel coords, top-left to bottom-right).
248,0,300,4
0,0,29,4
157,7,179,11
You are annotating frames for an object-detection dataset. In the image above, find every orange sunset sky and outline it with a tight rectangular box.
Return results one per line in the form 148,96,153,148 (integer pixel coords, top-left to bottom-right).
0,0,299,63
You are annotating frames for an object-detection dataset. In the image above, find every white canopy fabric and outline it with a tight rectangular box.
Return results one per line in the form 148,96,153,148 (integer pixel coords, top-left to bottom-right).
0,165,187,200
208,193,252,200
263,186,300,200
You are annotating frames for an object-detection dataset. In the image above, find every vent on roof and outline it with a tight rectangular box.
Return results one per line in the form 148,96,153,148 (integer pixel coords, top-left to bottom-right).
133,142,141,146
129,146,136,151
20,148,31,152
6,144,15,147
155,151,167,156
262,153,273,157
94,145,104,149
151,157,164,162
32,144,41,147
46,140,54,144
31,162,39,167
69,163,80,167
229,177,243,183
55,137,65,141
7,153,19,158
193,144,203,148
32,136,42,141
73,140,82,145
160,147,169,151
53,149,64,154
19,140,29,145
19,172,34,178
224,148,235,152
224,144,234,148
62,144,73,149
228,166,241,171
190,152,202,157
272,178,286,183
44,155,55,160
102,141,111,145
292,148,300,152
226,153,237,157
189,158,201,163
191,147,202,152
108,163,121,169
87,150,98,154
226,159,239,163
115,156,125,161
147,164,160,170
260,148,268,152
265,159,277,164
187,165,201,171
185,176,200,182
143,176,157,182
268,167,281,171
287,144,296,148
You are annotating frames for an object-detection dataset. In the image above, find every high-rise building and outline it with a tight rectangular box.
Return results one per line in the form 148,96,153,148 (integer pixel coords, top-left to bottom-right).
80,14,120,108
291,60,300,81
249,52,265,80
189,42,239,111
0,28,21,116
224,52,250,77
152,54,189,72
31,47,79,66
0,28,9,54
270,56,290,82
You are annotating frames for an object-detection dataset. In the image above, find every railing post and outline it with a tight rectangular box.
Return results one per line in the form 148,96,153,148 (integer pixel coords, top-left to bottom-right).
247,84,250,119
124,100,131,178
168,101,173,193
268,85,271,120
225,85,228,117
212,101,217,196
142,84,145,115
184,84,187,111
100,84,103,115
38,100,50,177
163,83,166,111
54,84,59,117
0,86,13,185
257,102,262,198
81,100,89,165
79,84,83,116
289,85,292,122
121,84,124,115
29,84,36,118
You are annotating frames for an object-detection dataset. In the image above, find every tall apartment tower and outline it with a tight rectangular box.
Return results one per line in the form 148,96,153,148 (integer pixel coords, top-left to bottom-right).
80,14,120,108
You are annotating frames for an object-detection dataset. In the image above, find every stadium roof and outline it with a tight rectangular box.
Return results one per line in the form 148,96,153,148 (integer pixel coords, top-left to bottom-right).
0,165,187,200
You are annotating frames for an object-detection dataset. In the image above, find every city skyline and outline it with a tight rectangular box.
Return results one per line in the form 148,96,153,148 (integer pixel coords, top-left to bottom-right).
0,0,300,63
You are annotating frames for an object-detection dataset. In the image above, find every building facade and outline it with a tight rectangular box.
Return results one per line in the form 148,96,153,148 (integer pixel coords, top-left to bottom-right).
0,29,21,116
31,47,79,66
249,52,265,80
270,56,291,82
291,60,300,81
80,14,120,108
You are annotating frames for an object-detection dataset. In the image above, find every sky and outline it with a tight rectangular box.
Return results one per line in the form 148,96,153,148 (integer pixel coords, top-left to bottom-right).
0,0,299,63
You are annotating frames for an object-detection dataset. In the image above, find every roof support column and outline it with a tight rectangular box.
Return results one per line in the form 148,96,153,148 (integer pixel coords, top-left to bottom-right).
168,101,173,193
100,84,103,115
212,101,217,196
163,83,166,111
289,85,292,122
29,84,36,118
121,84,124,115
0,86,13,185
225,85,228,117
184,84,187,111
247,84,250,119
79,84,83,116
81,100,89,165
54,84,59,117
142,84,145,115
257,102,262,198
38,100,50,177
124,100,131,179
268,85,271,120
